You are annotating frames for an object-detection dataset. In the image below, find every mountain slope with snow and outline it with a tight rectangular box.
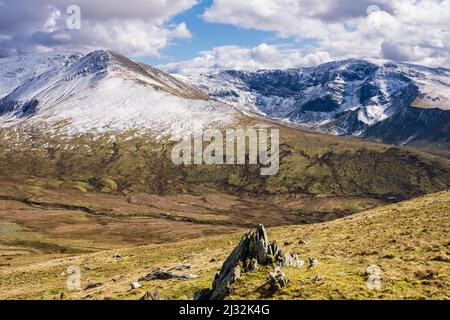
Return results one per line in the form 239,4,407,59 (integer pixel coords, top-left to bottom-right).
183,59,450,149
0,51,448,212
0,52,83,98
1,52,449,149
0,51,243,137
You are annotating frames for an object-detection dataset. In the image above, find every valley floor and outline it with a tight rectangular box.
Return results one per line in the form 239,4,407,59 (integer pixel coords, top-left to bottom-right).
0,189,448,300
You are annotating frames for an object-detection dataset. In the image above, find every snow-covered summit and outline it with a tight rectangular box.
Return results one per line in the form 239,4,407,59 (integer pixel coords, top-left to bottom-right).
183,59,450,146
1,51,448,147
0,50,241,137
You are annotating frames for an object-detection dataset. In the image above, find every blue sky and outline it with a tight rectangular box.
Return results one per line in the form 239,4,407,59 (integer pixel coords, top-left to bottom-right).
140,0,288,66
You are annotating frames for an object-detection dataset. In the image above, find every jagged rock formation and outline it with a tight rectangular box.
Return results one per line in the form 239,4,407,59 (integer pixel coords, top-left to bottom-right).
195,224,303,300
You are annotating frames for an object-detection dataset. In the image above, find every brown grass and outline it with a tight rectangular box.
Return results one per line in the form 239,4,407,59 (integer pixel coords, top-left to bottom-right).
0,190,448,300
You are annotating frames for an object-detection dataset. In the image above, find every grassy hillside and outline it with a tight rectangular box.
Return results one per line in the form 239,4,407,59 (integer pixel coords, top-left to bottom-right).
0,120,448,300
0,190,448,300
0,125,448,200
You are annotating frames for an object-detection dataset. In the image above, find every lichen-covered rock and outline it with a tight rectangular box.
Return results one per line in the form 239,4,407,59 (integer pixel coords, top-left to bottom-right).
195,224,301,300
279,253,305,268
244,258,258,272
269,267,288,291
139,268,199,282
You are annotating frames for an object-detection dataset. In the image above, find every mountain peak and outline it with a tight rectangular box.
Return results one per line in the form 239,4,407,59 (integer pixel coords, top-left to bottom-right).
186,57,450,149
0,50,242,136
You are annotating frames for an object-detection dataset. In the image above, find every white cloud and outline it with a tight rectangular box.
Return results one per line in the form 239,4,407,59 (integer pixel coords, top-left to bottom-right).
203,0,450,67
160,43,332,74
0,0,197,57
2,0,449,70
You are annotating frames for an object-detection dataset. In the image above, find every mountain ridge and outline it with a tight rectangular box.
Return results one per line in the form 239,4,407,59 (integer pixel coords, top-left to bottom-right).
0,51,83,98
0,50,243,137
2,51,448,148
0,51,448,201
182,58,450,150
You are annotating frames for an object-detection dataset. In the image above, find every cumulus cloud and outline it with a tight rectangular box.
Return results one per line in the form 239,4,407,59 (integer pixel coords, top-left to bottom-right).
2,0,449,71
160,43,332,74
0,0,196,57
203,0,450,67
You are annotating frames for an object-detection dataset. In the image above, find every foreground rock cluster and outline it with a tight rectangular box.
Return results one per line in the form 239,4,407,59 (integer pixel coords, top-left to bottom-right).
195,224,303,300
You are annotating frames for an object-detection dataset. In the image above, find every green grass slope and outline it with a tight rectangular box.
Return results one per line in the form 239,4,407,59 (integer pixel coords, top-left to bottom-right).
0,126,448,200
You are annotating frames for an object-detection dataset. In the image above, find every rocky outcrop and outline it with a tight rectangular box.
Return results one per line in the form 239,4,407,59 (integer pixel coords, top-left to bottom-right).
280,253,305,268
139,268,199,282
195,224,304,300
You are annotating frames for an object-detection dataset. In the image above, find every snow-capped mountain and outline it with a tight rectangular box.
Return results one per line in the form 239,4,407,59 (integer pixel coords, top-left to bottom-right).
1,51,448,149
0,50,242,137
184,59,450,148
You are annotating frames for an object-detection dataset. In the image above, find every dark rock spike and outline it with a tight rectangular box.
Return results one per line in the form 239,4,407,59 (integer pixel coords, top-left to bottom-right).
196,224,300,300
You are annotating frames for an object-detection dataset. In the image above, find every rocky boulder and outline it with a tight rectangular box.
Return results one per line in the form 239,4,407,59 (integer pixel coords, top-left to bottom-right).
139,268,199,282
195,224,303,300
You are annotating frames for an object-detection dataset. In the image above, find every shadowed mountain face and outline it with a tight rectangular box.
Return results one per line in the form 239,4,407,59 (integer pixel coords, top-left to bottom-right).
186,59,450,151
362,107,450,150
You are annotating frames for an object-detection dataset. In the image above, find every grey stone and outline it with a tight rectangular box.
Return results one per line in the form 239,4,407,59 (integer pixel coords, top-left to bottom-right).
279,253,305,268
130,282,141,290
269,267,288,291
139,268,199,282
140,291,161,300
195,224,300,300
308,258,319,268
